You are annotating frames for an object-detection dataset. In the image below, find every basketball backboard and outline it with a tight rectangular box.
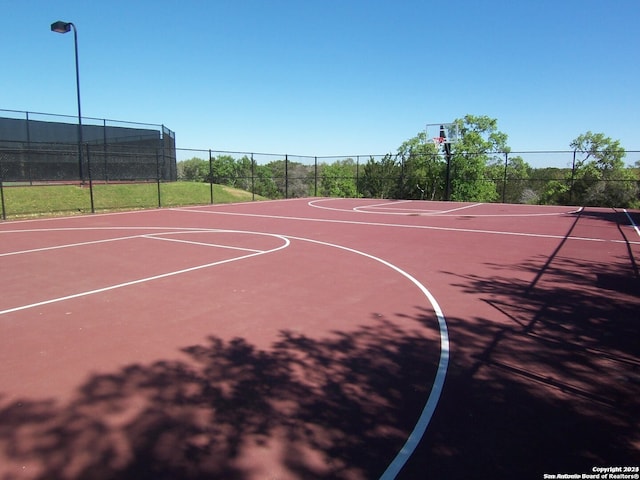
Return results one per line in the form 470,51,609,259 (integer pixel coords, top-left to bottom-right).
425,123,460,150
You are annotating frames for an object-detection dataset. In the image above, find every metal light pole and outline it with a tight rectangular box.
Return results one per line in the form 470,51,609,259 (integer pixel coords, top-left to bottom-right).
51,20,84,182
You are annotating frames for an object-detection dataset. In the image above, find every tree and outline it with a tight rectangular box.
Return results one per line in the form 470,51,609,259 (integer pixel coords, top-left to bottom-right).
253,163,280,198
211,155,237,185
234,155,254,192
177,157,209,181
571,132,625,171
396,132,442,200
448,115,509,202
261,159,313,198
319,158,358,198
486,155,531,203
529,167,570,205
569,132,637,207
287,162,314,198
358,154,400,199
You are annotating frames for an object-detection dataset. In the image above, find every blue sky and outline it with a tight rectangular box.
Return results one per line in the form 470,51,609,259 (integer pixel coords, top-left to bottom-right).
2,0,639,166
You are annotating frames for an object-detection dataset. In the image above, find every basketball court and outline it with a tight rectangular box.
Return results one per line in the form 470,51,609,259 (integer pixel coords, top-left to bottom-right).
1,198,638,479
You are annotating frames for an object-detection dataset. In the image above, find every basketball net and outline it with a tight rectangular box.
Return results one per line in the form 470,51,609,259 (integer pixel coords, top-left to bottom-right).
432,136,446,149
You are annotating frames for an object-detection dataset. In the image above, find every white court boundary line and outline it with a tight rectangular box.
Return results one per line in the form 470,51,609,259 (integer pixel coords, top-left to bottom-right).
171,206,640,245
0,229,290,316
309,198,569,217
0,223,450,479
623,209,640,237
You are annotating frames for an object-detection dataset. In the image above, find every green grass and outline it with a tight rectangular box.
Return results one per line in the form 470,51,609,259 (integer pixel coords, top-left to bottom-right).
0,181,265,219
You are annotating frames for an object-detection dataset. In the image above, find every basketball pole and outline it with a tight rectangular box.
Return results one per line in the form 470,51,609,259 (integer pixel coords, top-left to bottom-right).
441,125,452,201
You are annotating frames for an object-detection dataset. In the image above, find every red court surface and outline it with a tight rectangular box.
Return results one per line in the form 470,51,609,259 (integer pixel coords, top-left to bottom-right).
1,198,638,479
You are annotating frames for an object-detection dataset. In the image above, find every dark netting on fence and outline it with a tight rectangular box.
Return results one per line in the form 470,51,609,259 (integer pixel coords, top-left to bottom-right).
0,144,79,182
0,141,174,183
0,112,176,183
87,145,167,182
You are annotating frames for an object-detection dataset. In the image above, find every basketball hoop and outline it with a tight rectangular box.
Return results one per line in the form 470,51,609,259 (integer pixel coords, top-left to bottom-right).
426,122,460,149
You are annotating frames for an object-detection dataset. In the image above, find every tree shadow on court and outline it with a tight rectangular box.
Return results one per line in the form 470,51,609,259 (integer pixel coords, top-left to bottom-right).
0,317,442,479
399,249,640,478
576,208,640,280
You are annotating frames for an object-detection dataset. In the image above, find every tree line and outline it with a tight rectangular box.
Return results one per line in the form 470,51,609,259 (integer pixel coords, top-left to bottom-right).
177,115,640,208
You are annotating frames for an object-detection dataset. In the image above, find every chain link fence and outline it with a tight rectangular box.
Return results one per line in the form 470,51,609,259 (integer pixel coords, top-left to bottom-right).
1,133,639,219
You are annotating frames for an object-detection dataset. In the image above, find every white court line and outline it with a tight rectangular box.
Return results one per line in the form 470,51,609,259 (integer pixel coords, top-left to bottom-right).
308,198,370,214
0,231,290,316
0,234,142,257
623,209,640,237
1,220,449,478
359,200,414,209
360,203,483,215
0,226,214,234
435,202,483,215
308,198,574,217
141,234,264,253
3,201,634,476
282,234,448,479
354,200,414,214
0,227,274,257
172,207,639,245
0,229,264,257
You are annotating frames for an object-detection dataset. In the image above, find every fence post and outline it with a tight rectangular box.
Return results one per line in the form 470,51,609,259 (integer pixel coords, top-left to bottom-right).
570,148,577,204
209,149,214,204
103,119,108,182
25,111,32,153
356,156,360,198
86,143,95,213
156,149,161,208
161,124,166,182
502,152,508,203
285,154,289,199
314,156,318,197
25,112,32,186
0,157,5,220
251,153,255,201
